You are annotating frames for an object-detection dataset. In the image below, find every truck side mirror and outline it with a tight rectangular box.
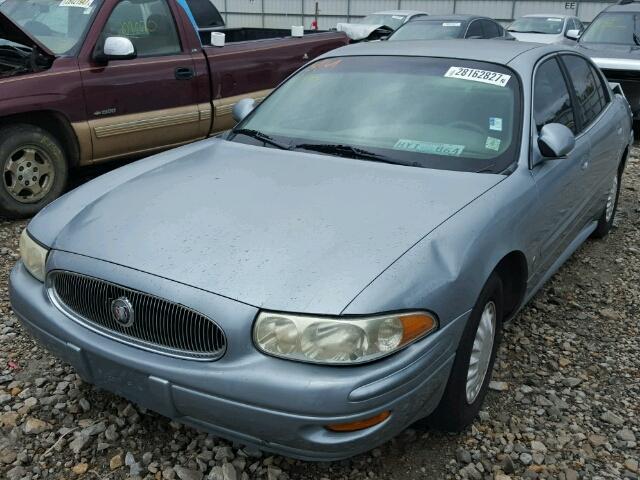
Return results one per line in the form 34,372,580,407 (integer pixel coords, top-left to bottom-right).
232,98,256,123
94,36,136,64
566,29,580,40
538,123,575,158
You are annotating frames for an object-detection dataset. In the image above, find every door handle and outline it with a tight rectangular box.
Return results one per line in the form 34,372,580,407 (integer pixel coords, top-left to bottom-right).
175,67,194,80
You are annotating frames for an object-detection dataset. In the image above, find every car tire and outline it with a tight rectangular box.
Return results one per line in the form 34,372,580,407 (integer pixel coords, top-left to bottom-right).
0,124,68,219
428,272,504,432
591,168,622,239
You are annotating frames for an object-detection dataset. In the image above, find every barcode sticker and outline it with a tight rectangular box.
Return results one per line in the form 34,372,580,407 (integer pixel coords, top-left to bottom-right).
59,0,93,7
444,66,511,87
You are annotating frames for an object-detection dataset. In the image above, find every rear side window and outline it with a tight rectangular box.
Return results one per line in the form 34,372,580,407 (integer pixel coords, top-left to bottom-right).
466,20,483,38
561,55,607,129
482,20,501,38
533,57,576,133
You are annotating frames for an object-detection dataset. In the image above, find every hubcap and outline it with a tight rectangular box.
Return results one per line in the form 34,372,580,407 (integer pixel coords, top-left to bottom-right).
466,301,496,404
605,174,618,223
3,146,55,203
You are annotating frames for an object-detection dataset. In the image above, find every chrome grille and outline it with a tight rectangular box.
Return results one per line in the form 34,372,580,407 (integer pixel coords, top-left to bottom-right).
47,271,226,361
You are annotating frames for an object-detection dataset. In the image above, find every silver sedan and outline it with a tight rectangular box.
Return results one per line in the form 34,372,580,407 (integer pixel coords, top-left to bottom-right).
10,40,633,461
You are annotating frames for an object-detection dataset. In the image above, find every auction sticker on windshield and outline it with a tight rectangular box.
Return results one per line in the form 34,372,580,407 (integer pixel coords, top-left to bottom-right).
394,139,465,157
59,0,93,7
443,22,461,26
444,67,511,87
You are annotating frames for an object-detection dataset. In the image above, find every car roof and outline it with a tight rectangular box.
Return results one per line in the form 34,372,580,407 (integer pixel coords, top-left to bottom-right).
605,1,640,12
371,10,428,16
521,13,571,19
408,14,486,22
321,39,557,66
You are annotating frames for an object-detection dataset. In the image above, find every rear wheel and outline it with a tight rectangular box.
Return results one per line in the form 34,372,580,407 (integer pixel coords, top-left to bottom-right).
591,169,622,239
0,125,68,219
428,273,503,431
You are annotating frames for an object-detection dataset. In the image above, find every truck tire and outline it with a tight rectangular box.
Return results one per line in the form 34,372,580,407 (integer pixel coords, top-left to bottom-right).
0,124,68,219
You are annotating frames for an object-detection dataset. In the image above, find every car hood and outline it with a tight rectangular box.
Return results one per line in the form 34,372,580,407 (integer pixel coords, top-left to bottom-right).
508,32,559,43
576,43,640,71
34,139,503,314
336,22,391,40
0,12,55,57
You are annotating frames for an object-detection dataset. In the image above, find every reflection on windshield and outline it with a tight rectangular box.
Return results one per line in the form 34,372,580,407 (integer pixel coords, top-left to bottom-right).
390,21,464,40
580,13,639,45
231,56,521,174
508,17,564,34
0,0,102,54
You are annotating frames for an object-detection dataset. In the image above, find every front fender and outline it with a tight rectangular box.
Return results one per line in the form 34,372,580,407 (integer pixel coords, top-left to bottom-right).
342,167,539,325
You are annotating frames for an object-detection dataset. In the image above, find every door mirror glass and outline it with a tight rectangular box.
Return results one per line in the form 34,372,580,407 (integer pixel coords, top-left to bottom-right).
538,123,575,158
566,29,580,40
98,36,136,62
232,98,256,123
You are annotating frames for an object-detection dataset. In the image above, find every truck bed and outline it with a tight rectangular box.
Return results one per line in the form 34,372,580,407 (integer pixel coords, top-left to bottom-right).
198,27,340,45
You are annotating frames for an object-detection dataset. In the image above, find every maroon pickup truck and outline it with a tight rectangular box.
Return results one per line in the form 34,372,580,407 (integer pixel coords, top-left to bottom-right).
0,0,347,218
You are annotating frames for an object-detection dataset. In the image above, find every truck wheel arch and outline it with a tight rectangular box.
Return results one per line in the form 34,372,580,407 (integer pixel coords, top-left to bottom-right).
0,111,82,167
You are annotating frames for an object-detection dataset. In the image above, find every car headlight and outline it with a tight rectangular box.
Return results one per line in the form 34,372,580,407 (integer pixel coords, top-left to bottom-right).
19,229,49,282
253,311,437,364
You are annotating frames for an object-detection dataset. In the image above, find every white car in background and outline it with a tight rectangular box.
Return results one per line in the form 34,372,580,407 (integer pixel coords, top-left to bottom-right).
337,10,428,41
507,14,584,44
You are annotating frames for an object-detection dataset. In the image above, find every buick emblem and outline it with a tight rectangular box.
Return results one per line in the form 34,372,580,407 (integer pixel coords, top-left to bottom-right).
110,297,135,327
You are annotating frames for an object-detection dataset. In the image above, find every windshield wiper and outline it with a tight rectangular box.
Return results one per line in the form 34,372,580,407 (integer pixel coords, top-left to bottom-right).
232,129,291,150
509,29,548,34
294,143,403,165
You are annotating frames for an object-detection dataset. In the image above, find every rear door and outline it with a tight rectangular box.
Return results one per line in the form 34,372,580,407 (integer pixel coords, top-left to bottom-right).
79,0,209,162
559,53,621,219
529,55,590,278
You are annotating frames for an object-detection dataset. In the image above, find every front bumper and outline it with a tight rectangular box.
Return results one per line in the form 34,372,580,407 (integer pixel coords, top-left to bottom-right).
9,252,467,461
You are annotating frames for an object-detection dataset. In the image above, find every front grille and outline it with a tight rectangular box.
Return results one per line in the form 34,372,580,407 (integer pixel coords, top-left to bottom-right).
47,271,226,361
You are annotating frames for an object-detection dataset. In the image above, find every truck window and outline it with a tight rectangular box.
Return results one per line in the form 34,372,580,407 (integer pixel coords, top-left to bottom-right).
102,0,181,57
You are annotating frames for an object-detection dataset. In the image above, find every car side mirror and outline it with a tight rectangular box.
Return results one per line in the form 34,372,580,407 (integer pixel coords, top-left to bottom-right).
232,98,256,123
566,29,580,40
94,36,136,64
538,123,575,159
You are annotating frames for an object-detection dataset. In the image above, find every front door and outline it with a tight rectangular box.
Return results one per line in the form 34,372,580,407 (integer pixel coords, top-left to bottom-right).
529,55,590,282
79,0,209,162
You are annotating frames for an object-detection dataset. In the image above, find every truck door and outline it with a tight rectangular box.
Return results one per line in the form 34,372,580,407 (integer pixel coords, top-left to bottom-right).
79,0,210,162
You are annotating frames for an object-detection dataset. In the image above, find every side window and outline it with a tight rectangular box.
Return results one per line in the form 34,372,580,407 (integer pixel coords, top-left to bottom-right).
575,19,584,31
562,55,607,128
103,0,181,57
482,20,501,38
533,57,576,133
185,0,224,28
466,20,483,38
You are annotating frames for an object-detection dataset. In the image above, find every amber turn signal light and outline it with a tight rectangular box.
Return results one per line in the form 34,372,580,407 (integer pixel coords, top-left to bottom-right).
325,411,391,432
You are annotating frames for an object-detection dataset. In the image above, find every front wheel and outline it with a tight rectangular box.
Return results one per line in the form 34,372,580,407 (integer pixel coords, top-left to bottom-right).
428,273,503,431
591,169,622,239
0,124,68,219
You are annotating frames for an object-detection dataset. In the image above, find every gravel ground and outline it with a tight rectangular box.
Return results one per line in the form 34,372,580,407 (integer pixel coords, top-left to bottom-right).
0,150,638,480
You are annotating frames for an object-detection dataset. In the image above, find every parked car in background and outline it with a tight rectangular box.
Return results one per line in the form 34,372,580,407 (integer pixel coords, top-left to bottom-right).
508,14,583,44
337,10,428,41
11,39,631,461
0,0,348,218
573,0,640,121
389,15,513,41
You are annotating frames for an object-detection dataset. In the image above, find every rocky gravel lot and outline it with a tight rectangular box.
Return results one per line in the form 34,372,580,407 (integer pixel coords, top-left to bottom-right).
0,150,638,480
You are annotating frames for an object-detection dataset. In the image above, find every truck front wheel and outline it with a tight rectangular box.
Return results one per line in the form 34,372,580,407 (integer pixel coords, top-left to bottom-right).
0,125,68,219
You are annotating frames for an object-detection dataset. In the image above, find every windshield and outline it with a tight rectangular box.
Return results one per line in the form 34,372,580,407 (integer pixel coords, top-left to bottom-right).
580,12,640,44
508,16,564,34
231,56,521,174
390,20,464,40
358,14,407,29
0,0,102,54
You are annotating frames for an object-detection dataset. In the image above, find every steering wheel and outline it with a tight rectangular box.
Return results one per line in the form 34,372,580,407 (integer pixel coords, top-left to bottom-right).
445,121,486,136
